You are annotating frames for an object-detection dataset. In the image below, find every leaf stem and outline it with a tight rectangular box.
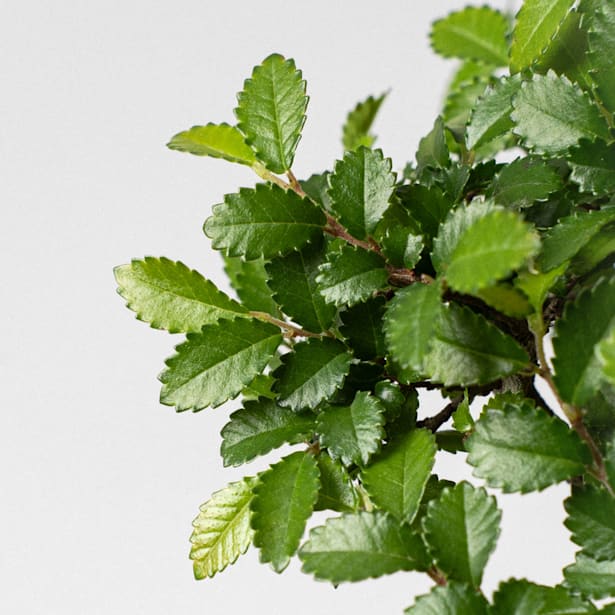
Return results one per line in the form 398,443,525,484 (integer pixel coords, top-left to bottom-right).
249,311,330,339
427,566,447,586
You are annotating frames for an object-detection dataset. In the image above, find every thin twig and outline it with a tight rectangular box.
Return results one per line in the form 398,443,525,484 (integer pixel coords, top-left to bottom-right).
249,311,329,339
417,396,464,432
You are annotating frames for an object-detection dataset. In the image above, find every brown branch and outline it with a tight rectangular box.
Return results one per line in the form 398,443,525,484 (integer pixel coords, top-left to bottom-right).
417,395,464,432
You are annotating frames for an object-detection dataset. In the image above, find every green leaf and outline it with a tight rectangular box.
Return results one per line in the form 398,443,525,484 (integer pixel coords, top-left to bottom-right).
430,6,509,66
300,511,429,583
235,53,307,174
512,72,610,155
444,209,540,293
273,338,353,411
301,172,333,211
510,0,575,73
251,451,319,572
317,391,385,466
476,284,532,319
565,485,615,561
424,302,530,387
422,481,500,587
190,477,256,579
492,578,597,614
342,92,387,152
598,328,615,387
204,183,325,260
266,239,336,332
383,283,442,373
405,581,490,615
466,75,522,151
397,184,453,242
537,208,615,272
515,265,567,314
565,553,615,599
167,123,256,166
316,245,388,307
362,429,436,524
569,140,615,197
159,318,281,411
444,78,492,146
489,157,563,209
314,453,359,513
241,373,276,401
553,276,615,406
466,400,591,492
328,147,396,239
220,398,315,467
114,257,247,333
416,116,450,171
224,255,280,315
340,296,386,360
452,390,474,432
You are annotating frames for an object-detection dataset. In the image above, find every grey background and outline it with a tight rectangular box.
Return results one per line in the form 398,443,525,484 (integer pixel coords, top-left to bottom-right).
3,1,575,613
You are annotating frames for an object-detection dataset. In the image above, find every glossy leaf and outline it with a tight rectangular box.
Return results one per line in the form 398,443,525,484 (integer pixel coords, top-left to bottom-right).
569,140,615,197
314,453,358,513
250,451,319,572
444,78,492,145
405,581,490,615
598,328,615,387
416,116,450,171
342,93,386,151
235,53,307,173
565,554,615,599
224,255,280,315
397,184,453,242
340,296,386,360
159,318,281,411
476,284,532,319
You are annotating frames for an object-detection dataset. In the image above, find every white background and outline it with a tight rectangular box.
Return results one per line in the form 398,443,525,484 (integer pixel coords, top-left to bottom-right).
3,1,577,613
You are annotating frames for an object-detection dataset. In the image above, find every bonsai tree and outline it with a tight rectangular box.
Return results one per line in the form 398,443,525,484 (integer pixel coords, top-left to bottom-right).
115,0,615,611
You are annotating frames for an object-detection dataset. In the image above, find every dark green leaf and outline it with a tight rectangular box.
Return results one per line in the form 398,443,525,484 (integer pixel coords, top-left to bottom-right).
301,172,332,211
405,581,490,615
160,318,281,411
251,451,319,572
598,328,615,387
397,184,453,242
224,255,280,315
569,140,615,197
205,183,325,260
376,202,424,268
416,116,450,171
342,93,387,151
235,54,307,173
340,296,386,360
314,453,359,513
241,373,276,401
565,553,615,599
300,511,429,583
220,398,315,467
114,257,247,333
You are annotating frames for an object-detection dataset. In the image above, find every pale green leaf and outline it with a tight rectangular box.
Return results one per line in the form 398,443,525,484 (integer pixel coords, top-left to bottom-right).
342,93,387,152
565,554,615,599
443,78,491,145
515,264,567,314
416,116,450,171
476,284,532,319
452,390,474,432
405,581,490,615
598,328,615,387
314,453,359,513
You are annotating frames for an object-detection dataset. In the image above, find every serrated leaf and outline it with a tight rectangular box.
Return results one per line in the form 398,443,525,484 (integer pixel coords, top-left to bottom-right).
553,277,615,406
492,578,597,614
220,398,315,467
301,172,332,211
114,257,247,333
444,209,540,293
572,223,615,276
512,72,610,155
383,283,442,373
397,184,453,242
273,338,352,411
598,328,615,387
167,123,256,166
251,451,319,572
422,481,500,587
565,553,615,599
510,0,575,73
467,402,591,492
205,183,325,260
476,284,532,319
316,245,388,307
190,477,257,579
405,581,490,615
266,239,335,332
424,302,530,387
569,140,615,197
565,485,615,561
317,391,385,466
537,208,615,273
342,93,386,152
328,147,396,239
430,6,509,66
241,373,276,401
443,77,491,145
416,116,450,171
235,54,307,174
362,429,436,524
159,318,281,411
380,226,424,270
224,255,280,315
300,511,429,583
340,296,386,360
314,453,359,513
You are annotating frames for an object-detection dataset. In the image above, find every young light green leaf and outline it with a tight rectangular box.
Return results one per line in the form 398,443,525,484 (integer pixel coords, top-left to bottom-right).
204,183,325,260
514,265,567,315
416,116,450,171
564,553,615,599
424,302,530,387
452,391,474,432
300,511,429,583
328,147,396,239
444,78,492,146
598,328,615,387
317,392,385,466
251,451,319,573
430,6,509,66
235,53,307,173
340,296,386,360
553,276,615,406
510,0,575,73
467,402,591,492
114,257,247,333
512,72,610,155
422,482,500,587
314,453,359,513
476,284,532,319
569,140,615,197
167,123,256,166
224,255,281,315
316,245,388,307
273,338,353,411
342,93,387,152
565,485,615,561
362,429,436,524
405,581,490,615
159,318,281,411
190,477,257,579
220,398,315,467
383,283,442,373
